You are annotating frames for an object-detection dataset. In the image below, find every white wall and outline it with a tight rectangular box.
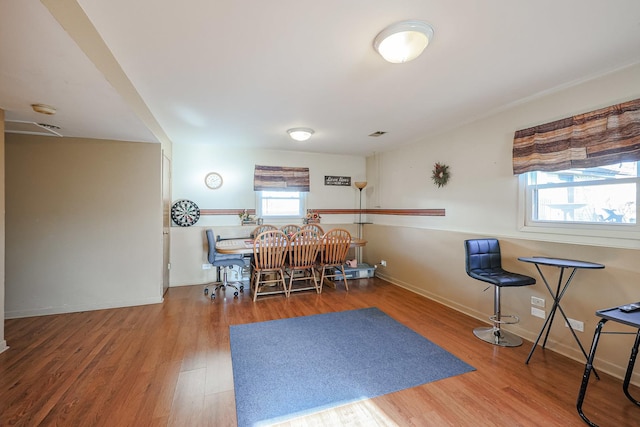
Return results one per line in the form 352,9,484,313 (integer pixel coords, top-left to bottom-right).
169,144,365,286
5,135,164,318
364,63,640,382
172,145,366,226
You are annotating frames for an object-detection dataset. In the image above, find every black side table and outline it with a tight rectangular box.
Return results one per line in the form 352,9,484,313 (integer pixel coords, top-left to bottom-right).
576,306,640,426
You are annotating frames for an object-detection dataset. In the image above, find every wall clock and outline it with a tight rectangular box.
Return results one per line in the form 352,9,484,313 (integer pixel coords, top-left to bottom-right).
205,172,223,189
171,199,200,227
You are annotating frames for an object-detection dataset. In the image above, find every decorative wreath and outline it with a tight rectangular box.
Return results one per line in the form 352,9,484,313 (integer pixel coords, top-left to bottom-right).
431,162,450,188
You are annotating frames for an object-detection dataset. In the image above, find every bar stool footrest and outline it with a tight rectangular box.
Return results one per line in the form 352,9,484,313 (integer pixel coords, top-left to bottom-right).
489,314,519,325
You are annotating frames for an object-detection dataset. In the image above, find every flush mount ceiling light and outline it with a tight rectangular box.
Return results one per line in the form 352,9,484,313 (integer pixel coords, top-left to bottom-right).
31,103,57,115
373,20,434,63
287,127,315,142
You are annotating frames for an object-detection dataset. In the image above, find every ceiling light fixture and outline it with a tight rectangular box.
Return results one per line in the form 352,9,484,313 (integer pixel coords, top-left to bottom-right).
31,103,57,115
287,127,314,142
373,20,434,63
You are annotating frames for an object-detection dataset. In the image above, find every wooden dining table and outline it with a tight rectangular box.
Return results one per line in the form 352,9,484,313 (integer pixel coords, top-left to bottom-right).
216,237,367,255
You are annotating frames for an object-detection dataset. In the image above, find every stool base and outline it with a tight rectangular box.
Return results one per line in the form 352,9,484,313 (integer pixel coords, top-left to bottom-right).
473,326,523,347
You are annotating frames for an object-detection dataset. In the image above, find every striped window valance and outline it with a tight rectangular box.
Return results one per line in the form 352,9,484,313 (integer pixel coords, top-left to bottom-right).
253,165,310,192
512,98,640,175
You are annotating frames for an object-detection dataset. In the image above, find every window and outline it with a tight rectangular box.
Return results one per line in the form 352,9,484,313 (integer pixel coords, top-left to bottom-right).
524,161,638,226
257,191,305,219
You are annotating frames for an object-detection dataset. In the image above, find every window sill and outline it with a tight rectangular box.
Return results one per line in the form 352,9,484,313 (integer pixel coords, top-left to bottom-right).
519,221,640,249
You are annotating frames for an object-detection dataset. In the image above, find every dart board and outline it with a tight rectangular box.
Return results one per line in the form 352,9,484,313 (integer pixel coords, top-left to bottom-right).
171,199,200,227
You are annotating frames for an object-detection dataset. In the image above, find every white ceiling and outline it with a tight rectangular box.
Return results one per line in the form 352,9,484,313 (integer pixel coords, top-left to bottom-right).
2,0,640,155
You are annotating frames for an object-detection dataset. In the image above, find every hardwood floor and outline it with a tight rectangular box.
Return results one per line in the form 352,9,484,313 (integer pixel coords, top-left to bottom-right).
1,278,638,426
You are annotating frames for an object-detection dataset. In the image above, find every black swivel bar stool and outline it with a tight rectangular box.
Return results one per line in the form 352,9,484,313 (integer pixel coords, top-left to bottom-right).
465,239,536,347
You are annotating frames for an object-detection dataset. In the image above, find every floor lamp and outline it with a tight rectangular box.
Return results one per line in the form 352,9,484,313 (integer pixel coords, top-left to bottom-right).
354,181,367,263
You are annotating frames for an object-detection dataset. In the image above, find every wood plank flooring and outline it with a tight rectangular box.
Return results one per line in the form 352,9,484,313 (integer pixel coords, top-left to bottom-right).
1,278,638,426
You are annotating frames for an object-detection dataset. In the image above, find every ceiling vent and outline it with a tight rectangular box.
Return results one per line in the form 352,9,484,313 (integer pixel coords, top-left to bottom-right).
368,131,387,137
5,120,62,137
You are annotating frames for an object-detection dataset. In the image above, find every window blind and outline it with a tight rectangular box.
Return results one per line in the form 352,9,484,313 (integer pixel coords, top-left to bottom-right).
253,165,310,192
512,98,640,175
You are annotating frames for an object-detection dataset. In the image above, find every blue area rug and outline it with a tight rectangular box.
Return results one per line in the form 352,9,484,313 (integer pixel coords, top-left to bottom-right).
230,307,475,426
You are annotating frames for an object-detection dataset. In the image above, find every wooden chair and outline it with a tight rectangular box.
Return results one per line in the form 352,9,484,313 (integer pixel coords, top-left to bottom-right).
316,228,352,292
301,223,324,236
285,229,321,295
250,224,277,238
280,224,301,236
251,230,289,301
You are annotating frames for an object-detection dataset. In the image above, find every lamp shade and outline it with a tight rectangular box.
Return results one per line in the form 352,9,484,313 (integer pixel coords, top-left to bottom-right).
373,20,434,63
354,181,367,190
287,128,314,142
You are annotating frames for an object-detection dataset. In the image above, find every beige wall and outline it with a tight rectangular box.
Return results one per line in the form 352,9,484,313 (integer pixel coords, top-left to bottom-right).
5,134,163,318
367,227,638,380
0,110,5,352
363,63,640,383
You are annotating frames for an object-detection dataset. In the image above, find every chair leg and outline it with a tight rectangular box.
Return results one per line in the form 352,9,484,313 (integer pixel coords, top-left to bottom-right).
279,269,289,297
287,270,294,297
330,265,349,291
338,265,349,291
252,270,261,302
252,269,288,300
287,268,320,296
311,269,320,294
211,266,244,300
316,267,323,293
473,286,523,347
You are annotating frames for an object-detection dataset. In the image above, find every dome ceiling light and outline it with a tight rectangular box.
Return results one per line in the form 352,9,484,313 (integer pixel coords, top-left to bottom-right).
31,103,57,115
373,20,434,63
287,127,314,142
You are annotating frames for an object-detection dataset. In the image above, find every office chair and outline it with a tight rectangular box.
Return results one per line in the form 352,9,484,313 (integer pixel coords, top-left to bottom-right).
204,229,246,299
464,238,536,347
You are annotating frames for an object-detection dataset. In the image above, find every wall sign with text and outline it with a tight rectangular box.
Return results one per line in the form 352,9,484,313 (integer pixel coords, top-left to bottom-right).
324,176,351,186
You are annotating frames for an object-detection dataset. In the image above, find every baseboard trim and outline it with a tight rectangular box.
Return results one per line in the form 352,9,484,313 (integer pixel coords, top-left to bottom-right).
5,297,163,319
0,341,8,354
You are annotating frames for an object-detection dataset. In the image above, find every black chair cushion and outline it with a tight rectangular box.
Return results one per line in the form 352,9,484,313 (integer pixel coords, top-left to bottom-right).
465,239,535,288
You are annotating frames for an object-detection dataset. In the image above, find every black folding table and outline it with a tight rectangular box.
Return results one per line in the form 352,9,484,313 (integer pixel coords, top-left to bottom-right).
518,257,605,367
576,306,640,426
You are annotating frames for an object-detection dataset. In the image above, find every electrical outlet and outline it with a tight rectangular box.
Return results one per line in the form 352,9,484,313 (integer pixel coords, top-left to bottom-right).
380,260,387,267
531,296,545,308
531,307,546,319
565,318,584,332
202,263,212,270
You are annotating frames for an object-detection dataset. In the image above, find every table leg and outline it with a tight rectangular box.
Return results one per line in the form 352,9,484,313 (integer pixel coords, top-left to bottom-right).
526,266,599,378
526,264,566,363
577,319,607,427
541,267,567,348
526,303,556,363
623,329,640,406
